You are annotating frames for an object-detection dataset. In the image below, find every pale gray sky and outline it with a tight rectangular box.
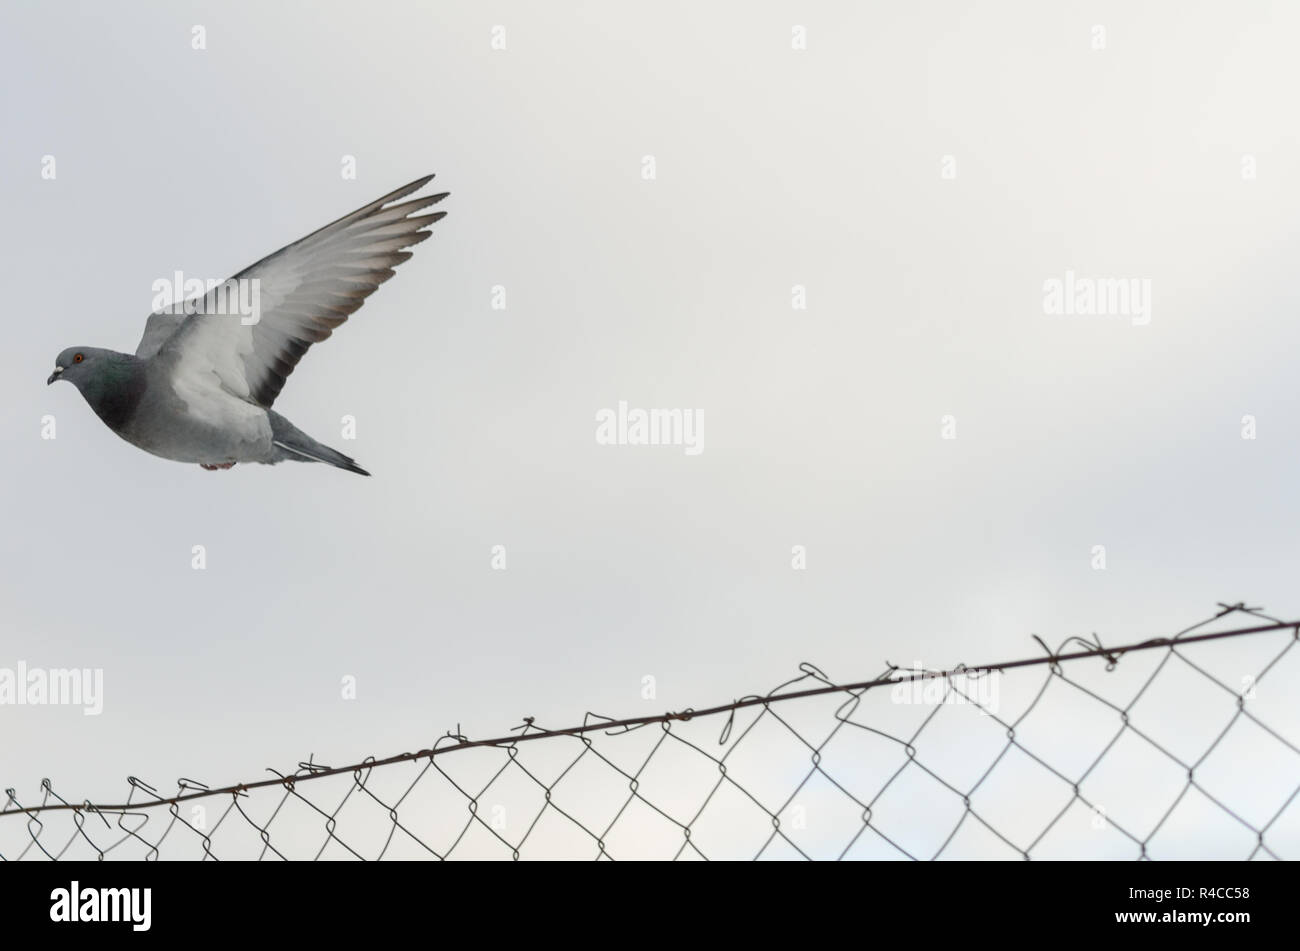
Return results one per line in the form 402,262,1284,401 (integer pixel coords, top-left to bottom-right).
2,0,1299,859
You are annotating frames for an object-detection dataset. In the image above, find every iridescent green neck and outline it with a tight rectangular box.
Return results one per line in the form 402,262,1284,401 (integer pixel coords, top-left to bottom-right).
80,354,146,431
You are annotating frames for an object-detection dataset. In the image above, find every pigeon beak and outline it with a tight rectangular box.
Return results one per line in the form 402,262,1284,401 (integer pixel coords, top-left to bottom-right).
47,366,64,385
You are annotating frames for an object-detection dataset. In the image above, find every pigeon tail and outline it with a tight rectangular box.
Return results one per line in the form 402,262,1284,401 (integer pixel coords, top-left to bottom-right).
268,411,370,476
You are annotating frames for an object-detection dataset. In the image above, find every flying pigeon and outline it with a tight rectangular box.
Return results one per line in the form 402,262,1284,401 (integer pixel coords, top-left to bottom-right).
47,175,448,476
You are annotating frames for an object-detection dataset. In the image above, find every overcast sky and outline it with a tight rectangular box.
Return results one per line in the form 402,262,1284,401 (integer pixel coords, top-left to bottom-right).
2,1,1299,859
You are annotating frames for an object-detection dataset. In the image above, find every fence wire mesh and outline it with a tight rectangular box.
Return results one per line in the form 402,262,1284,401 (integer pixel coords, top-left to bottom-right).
4,603,1299,860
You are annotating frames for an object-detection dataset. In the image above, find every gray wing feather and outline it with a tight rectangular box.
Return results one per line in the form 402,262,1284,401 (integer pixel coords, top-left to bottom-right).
155,175,448,408
135,312,187,358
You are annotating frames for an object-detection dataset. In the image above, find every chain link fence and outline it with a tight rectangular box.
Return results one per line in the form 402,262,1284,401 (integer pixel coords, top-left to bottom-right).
4,603,1298,860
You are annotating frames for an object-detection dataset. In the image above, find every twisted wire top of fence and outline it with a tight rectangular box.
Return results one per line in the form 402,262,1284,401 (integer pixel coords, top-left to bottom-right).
4,602,1298,860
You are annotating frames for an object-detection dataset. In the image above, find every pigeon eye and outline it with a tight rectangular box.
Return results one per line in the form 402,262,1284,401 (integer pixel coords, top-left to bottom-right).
73,353,84,363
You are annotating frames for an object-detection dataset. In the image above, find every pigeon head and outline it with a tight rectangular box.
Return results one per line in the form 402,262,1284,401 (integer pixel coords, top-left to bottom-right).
47,346,147,432
47,346,111,388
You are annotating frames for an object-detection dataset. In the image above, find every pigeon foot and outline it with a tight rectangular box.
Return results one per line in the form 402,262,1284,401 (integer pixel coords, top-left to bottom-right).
200,462,236,470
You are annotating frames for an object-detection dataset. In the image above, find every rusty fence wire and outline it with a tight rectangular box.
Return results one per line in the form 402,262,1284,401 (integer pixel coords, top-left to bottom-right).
3,603,1299,860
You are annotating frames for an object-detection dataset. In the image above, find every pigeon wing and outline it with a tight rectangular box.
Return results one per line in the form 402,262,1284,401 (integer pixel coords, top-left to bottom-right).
135,312,188,359
156,175,448,409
